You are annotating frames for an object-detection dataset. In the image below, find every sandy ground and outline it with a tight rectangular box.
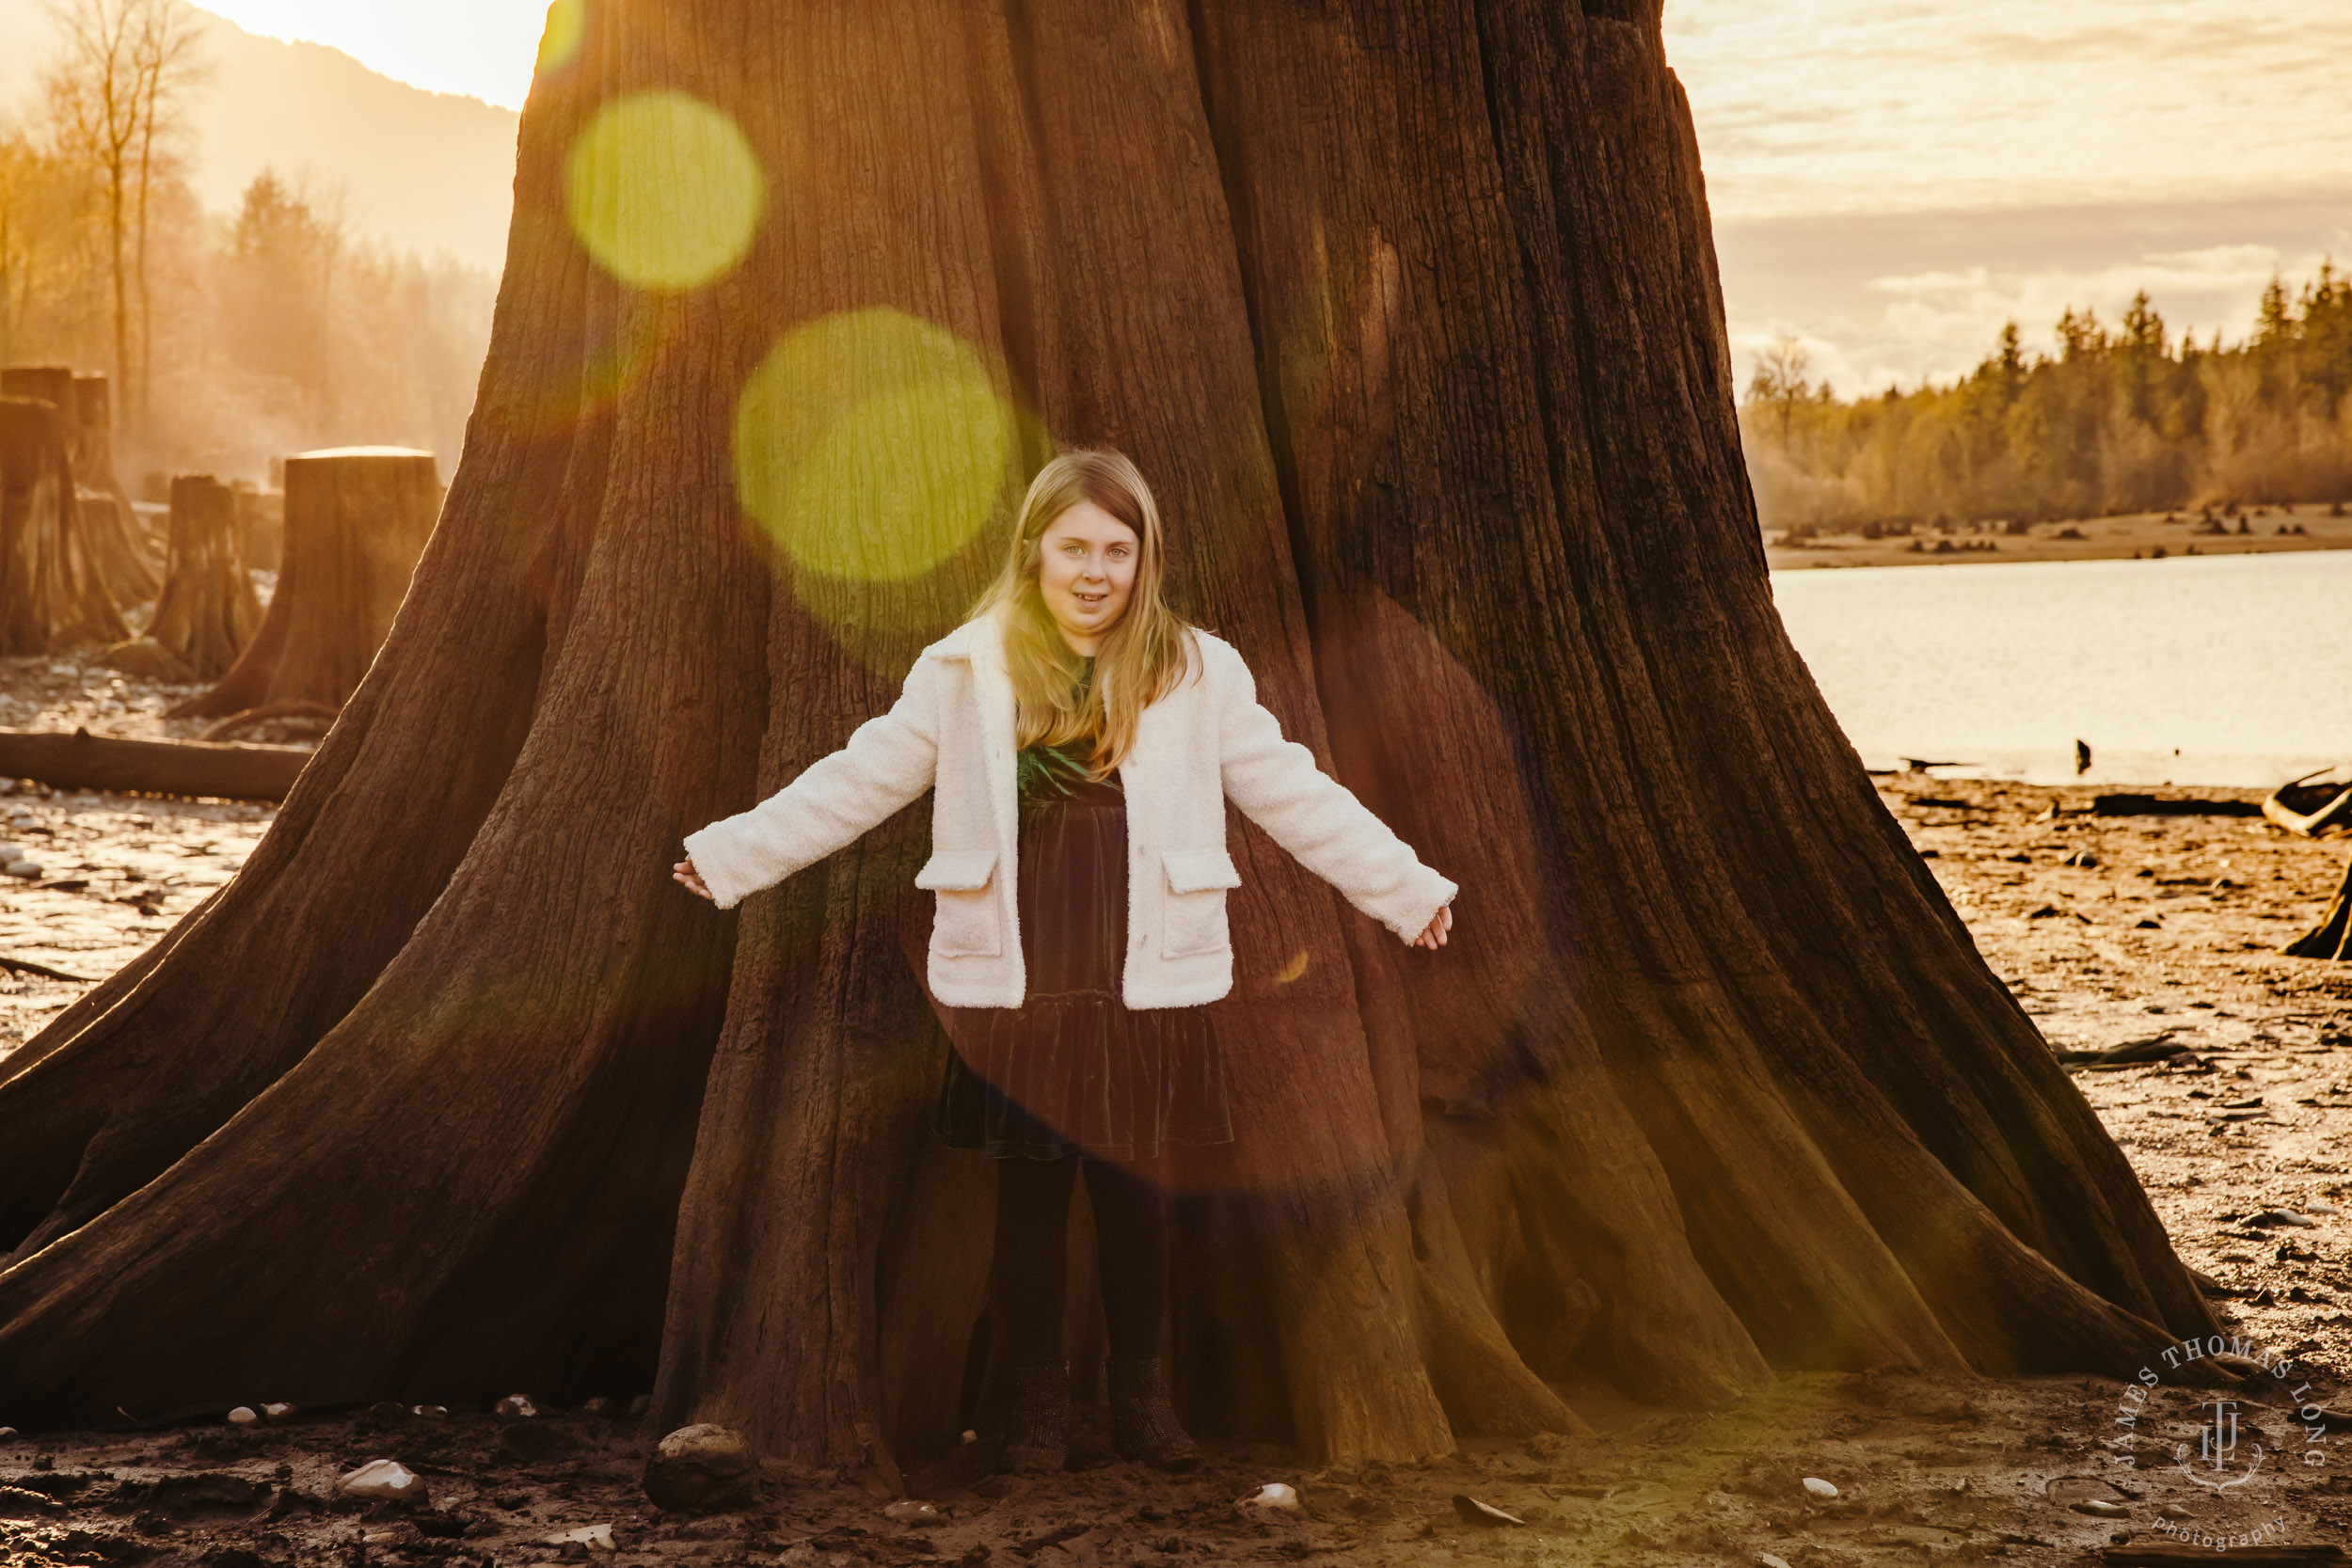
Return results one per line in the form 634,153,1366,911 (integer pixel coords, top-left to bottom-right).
1764,499,2352,571
5,677,2352,1565
0,652,287,1044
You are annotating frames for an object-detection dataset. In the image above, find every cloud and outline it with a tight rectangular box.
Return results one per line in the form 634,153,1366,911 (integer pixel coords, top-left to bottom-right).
1710,196,2352,398
1665,0,2352,220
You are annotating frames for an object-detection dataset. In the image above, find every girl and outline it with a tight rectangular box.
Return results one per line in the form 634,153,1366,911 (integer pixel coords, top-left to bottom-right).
674,449,1456,1474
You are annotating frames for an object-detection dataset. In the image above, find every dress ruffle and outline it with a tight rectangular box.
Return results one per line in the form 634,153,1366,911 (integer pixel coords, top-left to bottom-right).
937,752,1232,1162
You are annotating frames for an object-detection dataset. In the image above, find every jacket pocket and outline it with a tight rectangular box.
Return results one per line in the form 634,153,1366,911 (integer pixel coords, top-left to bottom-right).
916,848,1002,958
1160,847,1241,959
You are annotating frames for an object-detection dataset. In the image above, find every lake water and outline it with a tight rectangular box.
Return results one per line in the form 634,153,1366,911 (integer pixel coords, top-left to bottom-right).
1770,550,2352,787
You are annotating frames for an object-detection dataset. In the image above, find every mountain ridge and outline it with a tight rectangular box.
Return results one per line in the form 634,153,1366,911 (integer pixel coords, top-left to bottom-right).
0,0,520,273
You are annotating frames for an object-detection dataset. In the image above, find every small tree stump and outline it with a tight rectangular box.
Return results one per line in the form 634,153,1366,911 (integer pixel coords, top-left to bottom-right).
171,448,439,720
1,368,155,605
0,394,129,653
138,475,265,679
70,375,138,522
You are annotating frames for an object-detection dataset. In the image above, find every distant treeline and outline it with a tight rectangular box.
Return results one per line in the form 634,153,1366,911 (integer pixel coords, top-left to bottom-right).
0,0,492,484
1740,265,2352,533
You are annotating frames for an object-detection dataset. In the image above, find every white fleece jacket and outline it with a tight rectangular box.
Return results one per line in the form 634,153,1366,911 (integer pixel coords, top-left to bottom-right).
682,610,1457,1008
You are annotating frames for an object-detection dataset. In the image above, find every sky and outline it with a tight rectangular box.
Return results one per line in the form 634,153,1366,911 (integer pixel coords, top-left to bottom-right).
9,0,2351,394
190,0,546,110
1664,0,2352,393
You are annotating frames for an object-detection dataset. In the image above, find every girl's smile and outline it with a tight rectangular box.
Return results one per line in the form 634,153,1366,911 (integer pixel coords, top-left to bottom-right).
1036,499,1138,655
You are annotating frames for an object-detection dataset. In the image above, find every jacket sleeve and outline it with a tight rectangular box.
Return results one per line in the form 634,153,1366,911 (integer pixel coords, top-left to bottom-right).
682,654,943,910
1215,645,1457,942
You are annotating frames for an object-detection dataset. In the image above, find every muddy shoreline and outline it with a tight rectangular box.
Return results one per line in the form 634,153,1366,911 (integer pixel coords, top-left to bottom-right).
5,697,2351,1564
1765,499,2352,571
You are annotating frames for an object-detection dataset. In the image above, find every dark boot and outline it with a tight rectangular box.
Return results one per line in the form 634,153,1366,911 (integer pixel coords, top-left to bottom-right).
1000,1360,1070,1475
1107,1356,1199,1471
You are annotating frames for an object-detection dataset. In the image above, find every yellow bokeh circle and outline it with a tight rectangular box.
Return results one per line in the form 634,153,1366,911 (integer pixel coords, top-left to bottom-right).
734,309,1016,582
535,0,586,78
564,90,763,292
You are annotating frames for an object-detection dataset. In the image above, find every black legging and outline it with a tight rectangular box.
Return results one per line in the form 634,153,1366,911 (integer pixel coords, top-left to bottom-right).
993,1154,1168,1365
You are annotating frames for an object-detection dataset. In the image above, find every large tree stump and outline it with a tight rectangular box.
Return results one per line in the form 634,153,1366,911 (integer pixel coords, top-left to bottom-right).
0,369,156,607
0,0,2229,1460
116,475,265,680
0,395,129,654
169,449,439,721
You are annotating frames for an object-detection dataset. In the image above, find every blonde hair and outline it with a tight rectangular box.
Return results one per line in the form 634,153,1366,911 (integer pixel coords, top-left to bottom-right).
966,449,1197,780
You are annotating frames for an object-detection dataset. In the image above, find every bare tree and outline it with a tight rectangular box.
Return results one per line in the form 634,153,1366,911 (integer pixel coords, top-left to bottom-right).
40,0,206,438
0,137,36,368
1745,334,1814,446
130,0,207,435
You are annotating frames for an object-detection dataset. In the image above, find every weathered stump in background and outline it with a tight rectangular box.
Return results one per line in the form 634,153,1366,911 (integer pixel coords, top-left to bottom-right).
2286,862,2352,960
0,395,129,654
110,475,265,681
171,448,439,721
70,376,138,525
0,368,157,607
233,483,284,573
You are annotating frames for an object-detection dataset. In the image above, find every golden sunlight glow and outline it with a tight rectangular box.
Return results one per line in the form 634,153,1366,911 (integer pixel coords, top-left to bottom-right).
564,91,763,293
733,309,1016,583
534,0,586,79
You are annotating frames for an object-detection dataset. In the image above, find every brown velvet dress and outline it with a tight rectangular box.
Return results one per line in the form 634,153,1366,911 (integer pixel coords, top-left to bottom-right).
935,674,1234,1163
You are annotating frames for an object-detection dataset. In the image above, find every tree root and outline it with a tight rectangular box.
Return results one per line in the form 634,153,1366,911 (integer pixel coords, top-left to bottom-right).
197,703,340,744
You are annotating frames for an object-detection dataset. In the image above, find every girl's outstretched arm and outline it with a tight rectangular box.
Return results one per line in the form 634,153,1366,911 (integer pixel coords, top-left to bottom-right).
1215,646,1457,945
679,656,946,909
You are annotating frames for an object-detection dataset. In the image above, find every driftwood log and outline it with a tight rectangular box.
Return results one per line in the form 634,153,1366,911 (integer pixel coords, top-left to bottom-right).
2090,792,2262,818
0,395,129,653
2262,767,2352,839
2265,768,2350,961
170,449,439,721
0,726,309,801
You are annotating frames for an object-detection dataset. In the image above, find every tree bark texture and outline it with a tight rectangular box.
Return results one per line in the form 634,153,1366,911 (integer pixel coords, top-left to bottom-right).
169,450,440,720
0,395,130,654
0,0,2227,1462
137,475,265,679
0,369,156,608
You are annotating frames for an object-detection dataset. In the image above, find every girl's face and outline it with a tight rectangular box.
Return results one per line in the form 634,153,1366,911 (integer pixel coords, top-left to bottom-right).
1035,500,1139,655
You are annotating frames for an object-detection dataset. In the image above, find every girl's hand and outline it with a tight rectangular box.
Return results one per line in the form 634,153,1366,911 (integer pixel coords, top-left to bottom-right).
1412,903,1453,949
674,856,714,902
